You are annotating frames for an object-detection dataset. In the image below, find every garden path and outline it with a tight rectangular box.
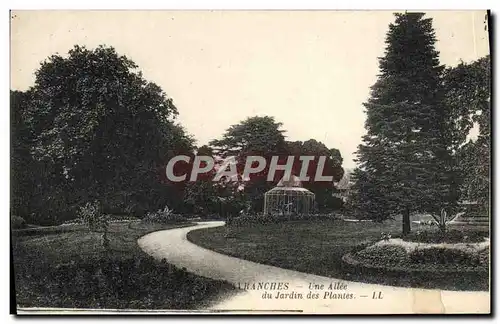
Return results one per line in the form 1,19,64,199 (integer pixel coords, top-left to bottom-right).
138,221,489,314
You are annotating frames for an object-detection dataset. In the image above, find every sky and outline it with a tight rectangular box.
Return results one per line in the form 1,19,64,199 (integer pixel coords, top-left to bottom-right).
10,10,490,168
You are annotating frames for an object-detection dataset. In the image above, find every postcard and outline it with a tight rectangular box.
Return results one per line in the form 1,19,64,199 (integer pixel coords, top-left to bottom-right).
10,10,491,315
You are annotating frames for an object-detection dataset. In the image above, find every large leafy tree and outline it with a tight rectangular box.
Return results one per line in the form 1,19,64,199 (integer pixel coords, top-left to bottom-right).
11,90,39,222
210,116,287,212
13,45,194,223
444,56,491,214
285,139,344,211
353,13,455,234
210,116,287,158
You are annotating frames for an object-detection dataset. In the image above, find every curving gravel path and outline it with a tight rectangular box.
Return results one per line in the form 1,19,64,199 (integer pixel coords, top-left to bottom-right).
138,221,489,314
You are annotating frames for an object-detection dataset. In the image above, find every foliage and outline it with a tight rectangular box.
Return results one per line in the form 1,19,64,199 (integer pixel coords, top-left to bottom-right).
11,215,27,230
285,140,345,211
209,116,287,212
352,13,458,233
478,247,489,266
227,214,283,226
14,253,233,309
343,249,488,291
409,247,482,266
401,229,487,244
226,212,343,227
11,45,195,224
352,241,489,269
142,206,187,224
78,200,110,249
210,116,287,158
355,245,409,267
11,90,38,223
445,56,491,215
209,116,345,213
380,232,392,241
78,201,107,232
181,148,248,217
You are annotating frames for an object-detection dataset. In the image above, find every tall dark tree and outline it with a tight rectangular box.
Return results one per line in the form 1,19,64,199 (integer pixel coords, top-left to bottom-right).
353,13,455,234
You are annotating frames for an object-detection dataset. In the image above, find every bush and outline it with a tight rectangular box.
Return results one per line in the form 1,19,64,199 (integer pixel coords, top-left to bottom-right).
63,214,139,225
227,214,283,227
12,225,86,237
227,213,341,226
142,206,187,224
78,201,108,232
402,229,488,244
342,251,489,291
409,247,482,266
11,215,26,229
293,213,342,221
478,247,490,266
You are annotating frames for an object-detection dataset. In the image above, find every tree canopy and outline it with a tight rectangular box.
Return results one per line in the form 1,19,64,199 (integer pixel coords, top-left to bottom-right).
444,56,491,213
11,45,195,224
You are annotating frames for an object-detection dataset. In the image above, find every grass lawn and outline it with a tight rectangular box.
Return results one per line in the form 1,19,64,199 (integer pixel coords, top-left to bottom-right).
12,221,235,310
187,217,489,291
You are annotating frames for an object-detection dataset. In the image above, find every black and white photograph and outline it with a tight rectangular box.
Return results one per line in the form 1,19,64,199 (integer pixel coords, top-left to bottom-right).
9,10,491,314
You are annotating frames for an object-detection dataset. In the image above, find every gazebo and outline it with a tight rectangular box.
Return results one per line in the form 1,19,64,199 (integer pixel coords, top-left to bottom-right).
263,175,315,216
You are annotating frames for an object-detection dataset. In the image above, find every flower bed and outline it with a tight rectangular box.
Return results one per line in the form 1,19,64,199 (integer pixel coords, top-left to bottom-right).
400,229,488,244
342,236,489,285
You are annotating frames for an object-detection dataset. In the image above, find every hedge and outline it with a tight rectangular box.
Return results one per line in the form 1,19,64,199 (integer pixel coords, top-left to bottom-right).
341,252,489,291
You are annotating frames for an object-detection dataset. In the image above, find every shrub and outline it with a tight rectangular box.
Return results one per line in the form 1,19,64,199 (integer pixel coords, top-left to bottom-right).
142,206,187,224
107,214,140,222
227,213,341,226
63,214,139,225
78,201,111,249
78,201,108,232
12,225,86,237
409,247,482,266
294,213,342,221
11,215,26,229
478,247,490,266
227,214,283,227
380,232,392,241
355,245,410,267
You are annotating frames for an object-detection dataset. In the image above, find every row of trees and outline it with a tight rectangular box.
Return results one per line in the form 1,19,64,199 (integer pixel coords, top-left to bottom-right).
12,13,489,229
11,46,345,225
350,12,490,234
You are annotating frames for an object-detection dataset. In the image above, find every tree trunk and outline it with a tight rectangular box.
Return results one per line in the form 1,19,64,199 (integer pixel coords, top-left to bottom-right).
402,208,411,236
